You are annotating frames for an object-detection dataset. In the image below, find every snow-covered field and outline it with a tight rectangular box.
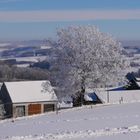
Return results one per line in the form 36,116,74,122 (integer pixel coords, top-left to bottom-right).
1,102,140,140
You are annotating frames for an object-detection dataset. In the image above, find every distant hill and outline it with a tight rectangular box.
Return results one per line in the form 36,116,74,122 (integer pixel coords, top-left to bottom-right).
120,40,140,46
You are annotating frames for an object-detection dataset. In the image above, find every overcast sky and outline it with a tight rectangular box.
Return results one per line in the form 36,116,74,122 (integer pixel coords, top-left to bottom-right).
0,0,140,41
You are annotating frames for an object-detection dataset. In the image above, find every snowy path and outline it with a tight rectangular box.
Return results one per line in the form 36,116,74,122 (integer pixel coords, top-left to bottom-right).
1,103,140,139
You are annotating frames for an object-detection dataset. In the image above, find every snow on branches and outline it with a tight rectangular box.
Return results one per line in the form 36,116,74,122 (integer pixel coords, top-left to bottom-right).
51,25,128,98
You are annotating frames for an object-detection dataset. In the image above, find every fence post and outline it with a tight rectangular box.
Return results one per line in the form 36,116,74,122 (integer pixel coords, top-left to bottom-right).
107,90,109,103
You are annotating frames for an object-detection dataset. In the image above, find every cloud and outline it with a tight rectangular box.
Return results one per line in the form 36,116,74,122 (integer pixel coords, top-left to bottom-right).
0,10,140,22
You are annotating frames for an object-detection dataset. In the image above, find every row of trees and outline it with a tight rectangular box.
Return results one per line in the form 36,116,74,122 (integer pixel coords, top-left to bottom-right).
0,62,49,82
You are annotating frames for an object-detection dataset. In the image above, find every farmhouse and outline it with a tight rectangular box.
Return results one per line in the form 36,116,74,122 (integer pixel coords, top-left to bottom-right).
0,81,58,118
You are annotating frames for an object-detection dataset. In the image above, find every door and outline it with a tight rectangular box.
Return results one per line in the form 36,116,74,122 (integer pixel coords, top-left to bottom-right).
28,104,41,115
15,106,25,117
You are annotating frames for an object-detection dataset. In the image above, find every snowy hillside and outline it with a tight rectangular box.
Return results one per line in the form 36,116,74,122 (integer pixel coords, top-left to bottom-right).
1,103,140,140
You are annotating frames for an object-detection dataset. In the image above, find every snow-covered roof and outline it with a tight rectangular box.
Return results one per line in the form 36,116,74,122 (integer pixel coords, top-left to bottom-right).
135,77,140,81
136,81,140,87
4,81,58,103
84,93,98,101
84,89,102,102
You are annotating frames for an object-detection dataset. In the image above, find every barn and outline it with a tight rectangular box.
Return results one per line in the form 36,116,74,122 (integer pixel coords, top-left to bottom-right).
0,80,58,118
95,87,140,104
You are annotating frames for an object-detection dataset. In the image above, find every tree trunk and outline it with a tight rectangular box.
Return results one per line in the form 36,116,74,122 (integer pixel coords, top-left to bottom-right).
80,76,85,106
80,86,85,106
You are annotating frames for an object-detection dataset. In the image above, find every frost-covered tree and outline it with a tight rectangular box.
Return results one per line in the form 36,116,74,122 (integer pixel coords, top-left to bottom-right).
50,25,128,103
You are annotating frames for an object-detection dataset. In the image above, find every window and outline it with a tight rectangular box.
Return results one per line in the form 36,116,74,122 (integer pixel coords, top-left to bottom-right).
15,106,25,117
44,104,54,112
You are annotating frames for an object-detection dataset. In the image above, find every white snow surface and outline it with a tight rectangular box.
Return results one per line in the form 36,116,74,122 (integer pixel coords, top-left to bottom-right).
1,102,140,139
4,81,57,103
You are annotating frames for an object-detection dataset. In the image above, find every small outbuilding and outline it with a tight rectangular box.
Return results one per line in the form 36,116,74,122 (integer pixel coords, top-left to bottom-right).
0,80,58,118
